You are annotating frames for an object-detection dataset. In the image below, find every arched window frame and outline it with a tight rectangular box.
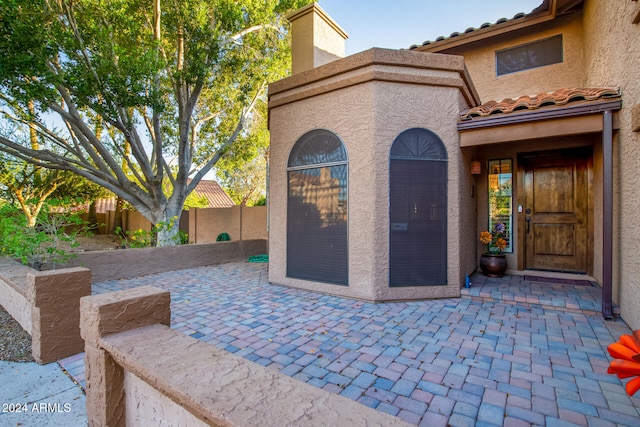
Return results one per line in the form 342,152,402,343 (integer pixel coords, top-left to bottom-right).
389,128,448,287
286,129,349,285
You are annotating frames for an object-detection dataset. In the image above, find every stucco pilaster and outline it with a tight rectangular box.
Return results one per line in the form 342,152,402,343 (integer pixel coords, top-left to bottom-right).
80,286,171,426
28,267,91,364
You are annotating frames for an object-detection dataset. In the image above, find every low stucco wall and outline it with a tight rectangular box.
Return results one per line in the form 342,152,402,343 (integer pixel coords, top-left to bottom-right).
0,259,32,334
0,258,91,364
80,286,411,427
64,239,267,282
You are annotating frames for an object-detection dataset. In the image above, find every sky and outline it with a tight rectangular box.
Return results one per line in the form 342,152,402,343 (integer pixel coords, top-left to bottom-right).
316,0,544,56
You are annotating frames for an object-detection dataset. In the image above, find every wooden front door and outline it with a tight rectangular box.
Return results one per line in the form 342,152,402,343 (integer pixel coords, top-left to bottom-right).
521,149,591,273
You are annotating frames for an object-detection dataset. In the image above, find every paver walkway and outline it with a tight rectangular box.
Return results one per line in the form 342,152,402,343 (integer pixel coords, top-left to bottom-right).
61,262,640,426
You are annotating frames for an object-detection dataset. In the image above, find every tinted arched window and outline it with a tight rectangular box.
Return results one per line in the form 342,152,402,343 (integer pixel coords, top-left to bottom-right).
287,130,348,285
389,128,447,286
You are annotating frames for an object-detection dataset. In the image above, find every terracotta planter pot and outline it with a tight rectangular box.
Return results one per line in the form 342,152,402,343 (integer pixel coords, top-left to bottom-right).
480,253,507,278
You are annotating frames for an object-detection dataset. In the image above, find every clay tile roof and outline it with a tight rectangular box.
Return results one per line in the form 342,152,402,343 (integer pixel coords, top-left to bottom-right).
93,197,116,213
409,12,528,50
460,87,621,120
92,180,234,213
189,179,235,208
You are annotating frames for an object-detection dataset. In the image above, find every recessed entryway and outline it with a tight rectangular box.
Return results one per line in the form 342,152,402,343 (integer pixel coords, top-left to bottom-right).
519,147,593,274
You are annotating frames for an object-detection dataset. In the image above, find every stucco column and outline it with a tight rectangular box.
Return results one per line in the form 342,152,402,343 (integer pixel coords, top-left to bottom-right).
80,286,171,427
27,267,91,364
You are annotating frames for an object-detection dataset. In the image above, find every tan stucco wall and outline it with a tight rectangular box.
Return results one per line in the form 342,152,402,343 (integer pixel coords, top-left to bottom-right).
0,273,31,334
583,0,640,329
65,239,266,282
0,261,91,364
288,4,348,75
269,49,477,301
125,209,153,232
124,371,209,427
189,206,267,243
454,13,586,102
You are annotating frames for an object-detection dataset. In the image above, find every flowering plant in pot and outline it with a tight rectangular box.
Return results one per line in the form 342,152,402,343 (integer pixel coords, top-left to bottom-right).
479,222,508,277
480,222,507,254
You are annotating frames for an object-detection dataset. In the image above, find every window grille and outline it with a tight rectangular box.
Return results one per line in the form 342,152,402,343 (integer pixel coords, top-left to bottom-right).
389,128,447,287
287,130,348,285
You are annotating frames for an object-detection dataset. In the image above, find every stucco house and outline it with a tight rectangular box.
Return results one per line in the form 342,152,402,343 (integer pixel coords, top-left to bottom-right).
267,0,640,330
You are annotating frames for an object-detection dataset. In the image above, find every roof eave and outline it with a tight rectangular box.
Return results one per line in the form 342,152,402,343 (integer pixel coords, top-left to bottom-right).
458,99,622,131
414,0,558,53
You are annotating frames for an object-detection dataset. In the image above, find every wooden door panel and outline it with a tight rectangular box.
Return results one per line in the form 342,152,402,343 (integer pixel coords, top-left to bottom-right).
533,224,576,256
533,166,574,213
523,151,589,273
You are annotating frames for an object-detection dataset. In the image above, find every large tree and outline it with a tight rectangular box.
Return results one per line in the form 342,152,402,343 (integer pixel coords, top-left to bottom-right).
215,98,269,206
0,0,307,244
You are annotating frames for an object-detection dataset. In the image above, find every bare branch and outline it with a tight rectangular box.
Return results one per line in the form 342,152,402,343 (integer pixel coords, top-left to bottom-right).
220,24,282,47
189,81,267,187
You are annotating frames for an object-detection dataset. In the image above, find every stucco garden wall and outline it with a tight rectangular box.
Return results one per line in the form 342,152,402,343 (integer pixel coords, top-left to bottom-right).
80,286,410,427
0,259,91,364
453,13,586,103
268,48,478,301
583,0,640,329
63,239,266,282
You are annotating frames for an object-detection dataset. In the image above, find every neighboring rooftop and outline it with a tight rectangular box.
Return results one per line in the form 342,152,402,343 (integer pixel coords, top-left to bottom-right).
188,179,235,208
92,180,234,213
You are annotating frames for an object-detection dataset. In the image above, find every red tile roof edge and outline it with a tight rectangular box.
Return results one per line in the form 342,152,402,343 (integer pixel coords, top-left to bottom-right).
90,180,234,213
460,87,621,120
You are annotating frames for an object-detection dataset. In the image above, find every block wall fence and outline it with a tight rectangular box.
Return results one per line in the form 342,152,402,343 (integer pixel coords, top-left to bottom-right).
95,206,267,244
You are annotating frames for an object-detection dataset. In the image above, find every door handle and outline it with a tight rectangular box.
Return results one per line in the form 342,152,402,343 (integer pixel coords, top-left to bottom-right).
526,216,531,233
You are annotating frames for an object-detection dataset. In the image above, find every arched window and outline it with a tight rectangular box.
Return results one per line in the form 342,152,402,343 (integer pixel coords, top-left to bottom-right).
389,128,447,286
287,130,348,285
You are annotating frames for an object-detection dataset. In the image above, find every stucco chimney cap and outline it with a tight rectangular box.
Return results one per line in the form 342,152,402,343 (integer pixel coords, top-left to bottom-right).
287,3,349,40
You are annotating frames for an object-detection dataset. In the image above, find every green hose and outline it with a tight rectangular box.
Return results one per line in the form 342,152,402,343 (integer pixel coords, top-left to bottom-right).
248,254,269,263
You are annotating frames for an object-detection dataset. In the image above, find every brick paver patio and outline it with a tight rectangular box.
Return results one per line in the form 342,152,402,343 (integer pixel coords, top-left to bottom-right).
61,262,640,426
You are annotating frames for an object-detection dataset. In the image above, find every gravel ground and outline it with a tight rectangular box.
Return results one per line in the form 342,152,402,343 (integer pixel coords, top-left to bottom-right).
0,304,34,362
68,233,123,252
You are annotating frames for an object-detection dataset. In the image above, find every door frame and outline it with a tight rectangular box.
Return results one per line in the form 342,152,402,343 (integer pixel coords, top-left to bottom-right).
516,147,594,274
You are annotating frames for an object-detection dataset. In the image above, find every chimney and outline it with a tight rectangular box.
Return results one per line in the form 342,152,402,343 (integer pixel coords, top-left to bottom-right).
287,3,348,74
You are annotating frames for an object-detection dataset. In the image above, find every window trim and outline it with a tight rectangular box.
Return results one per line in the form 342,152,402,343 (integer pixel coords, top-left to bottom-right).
388,128,448,287
286,129,349,286
487,158,513,253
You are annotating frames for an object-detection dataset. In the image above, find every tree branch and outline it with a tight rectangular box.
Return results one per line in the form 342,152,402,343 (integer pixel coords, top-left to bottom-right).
220,24,282,47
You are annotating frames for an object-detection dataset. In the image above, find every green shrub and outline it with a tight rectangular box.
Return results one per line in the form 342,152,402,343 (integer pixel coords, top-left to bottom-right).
0,202,89,270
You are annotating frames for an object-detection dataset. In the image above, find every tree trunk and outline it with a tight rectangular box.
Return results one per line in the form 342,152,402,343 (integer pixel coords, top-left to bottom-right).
156,222,180,246
25,212,37,228
153,195,187,246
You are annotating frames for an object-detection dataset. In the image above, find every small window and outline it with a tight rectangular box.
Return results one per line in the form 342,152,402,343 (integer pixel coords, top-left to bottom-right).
488,159,513,252
496,35,563,76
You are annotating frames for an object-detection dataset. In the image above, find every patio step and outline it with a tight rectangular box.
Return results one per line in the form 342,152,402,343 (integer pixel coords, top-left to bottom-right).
462,273,606,317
